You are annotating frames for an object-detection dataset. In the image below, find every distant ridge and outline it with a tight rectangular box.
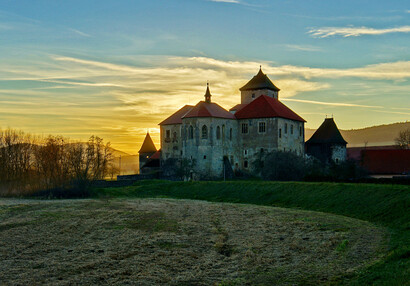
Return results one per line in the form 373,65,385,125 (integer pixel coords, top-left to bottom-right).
305,122,410,147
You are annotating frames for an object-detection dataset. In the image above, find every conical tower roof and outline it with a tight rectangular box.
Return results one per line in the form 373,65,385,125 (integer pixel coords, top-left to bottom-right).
306,118,347,145
138,132,157,154
240,67,280,92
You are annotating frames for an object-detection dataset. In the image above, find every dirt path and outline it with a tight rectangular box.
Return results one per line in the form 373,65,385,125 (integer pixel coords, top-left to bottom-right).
0,198,387,285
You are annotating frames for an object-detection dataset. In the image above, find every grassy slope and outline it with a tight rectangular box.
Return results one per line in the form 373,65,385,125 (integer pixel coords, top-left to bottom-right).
93,181,410,285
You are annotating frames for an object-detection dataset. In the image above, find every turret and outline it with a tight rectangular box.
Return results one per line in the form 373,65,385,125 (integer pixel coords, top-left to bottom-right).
138,132,157,173
240,66,280,104
204,82,211,103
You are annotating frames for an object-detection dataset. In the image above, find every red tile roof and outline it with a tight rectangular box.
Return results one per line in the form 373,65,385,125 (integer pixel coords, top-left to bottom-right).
234,95,305,122
182,101,236,119
159,105,193,125
149,149,161,160
229,103,248,113
361,149,410,174
138,133,157,154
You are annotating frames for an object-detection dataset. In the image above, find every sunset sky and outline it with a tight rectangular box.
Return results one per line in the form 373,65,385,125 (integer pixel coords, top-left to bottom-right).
0,0,409,154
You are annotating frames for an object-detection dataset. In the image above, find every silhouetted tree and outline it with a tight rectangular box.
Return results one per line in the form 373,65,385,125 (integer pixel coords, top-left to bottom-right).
395,128,410,149
0,128,113,196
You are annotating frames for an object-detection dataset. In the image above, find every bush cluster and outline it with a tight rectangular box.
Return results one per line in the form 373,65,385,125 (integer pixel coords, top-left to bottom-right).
254,150,367,182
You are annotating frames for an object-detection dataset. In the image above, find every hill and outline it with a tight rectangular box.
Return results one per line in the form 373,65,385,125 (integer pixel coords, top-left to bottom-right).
306,121,410,147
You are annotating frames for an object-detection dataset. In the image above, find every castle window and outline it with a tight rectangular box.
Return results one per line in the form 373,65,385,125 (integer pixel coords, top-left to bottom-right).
201,125,208,139
279,128,282,138
222,125,225,140
241,123,248,134
216,126,221,139
189,126,194,139
173,132,177,142
299,126,302,137
258,122,266,133
229,128,232,140
244,160,248,168
203,155,207,159
291,125,293,135
260,148,264,153
252,93,255,99
285,123,288,134
244,149,248,156
166,130,170,139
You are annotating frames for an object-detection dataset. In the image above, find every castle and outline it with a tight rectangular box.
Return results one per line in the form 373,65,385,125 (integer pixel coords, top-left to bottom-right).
140,68,306,179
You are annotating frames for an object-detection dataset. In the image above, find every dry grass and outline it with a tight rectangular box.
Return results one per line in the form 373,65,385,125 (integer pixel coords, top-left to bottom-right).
0,198,387,285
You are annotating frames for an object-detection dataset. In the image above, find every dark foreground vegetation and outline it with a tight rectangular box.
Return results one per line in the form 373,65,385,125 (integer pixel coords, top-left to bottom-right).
93,180,410,285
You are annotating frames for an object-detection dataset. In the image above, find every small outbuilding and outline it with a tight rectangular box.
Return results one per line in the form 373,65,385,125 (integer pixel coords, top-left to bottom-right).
306,118,347,163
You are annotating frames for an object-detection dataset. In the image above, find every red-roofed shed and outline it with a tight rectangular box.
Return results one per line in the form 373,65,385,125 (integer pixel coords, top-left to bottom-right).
361,149,410,175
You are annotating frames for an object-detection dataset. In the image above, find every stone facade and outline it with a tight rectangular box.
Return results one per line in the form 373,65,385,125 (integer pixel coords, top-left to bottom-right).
331,145,347,163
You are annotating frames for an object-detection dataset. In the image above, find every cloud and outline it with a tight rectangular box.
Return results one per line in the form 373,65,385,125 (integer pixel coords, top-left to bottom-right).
1,55,409,153
285,44,322,52
0,23,14,31
308,25,410,38
209,0,240,3
67,28,91,37
282,98,383,109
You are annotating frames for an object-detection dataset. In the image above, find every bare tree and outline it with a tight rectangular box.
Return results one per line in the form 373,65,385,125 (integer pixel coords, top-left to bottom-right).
395,128,410,149
1,128,114,196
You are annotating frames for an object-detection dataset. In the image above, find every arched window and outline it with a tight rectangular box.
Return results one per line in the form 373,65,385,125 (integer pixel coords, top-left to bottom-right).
201,125,208,139
229,128,232,140
216,126,221,140
189,125,194,139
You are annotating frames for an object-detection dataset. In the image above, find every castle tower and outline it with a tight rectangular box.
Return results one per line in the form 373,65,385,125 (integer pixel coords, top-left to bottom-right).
239,67,280,104
305,118,347,164
138,132,157,173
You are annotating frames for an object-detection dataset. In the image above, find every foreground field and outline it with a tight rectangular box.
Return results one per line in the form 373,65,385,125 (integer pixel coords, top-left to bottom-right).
93,180,409,285
0,198,387,285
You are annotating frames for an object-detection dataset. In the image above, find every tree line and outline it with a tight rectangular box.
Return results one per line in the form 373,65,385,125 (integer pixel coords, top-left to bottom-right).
0,128,114,197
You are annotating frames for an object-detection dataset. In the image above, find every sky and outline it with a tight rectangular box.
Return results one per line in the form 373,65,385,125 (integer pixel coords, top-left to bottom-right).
0,0,409,154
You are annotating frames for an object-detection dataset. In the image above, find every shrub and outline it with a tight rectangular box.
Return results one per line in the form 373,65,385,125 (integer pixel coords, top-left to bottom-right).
257,150,307,181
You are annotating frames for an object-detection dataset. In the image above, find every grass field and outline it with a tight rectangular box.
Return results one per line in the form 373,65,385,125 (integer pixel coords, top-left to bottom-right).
92,180,410,285
0,180,408,285
0,198,387,285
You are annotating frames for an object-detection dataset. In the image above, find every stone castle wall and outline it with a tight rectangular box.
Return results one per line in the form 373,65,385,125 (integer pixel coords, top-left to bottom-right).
331,145,347,163
160,116,305,179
